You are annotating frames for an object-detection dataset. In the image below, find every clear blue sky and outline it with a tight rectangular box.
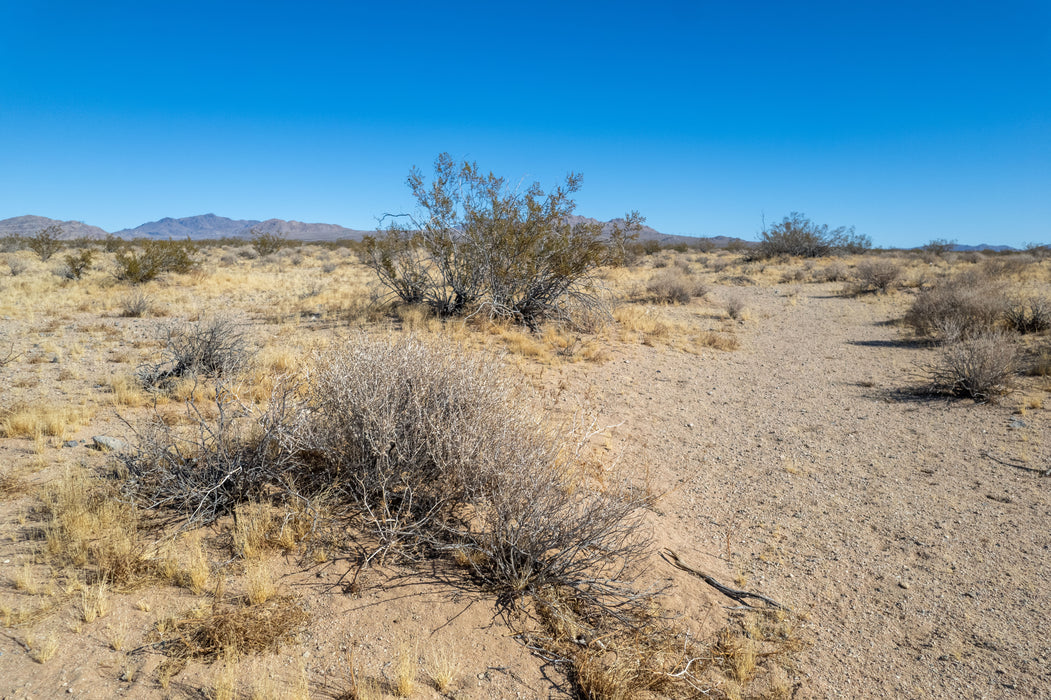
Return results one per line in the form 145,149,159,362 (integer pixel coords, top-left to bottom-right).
1,1,1048,248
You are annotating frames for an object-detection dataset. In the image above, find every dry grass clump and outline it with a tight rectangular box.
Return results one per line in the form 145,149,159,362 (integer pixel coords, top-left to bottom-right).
924,330,1018,402
41,468,150,586
0,402,85,438
152,595,308,671
118,289,152,317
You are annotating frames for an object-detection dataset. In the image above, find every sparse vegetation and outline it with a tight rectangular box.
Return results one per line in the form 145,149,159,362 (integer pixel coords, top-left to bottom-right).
850,259,901,294
249,228,288,257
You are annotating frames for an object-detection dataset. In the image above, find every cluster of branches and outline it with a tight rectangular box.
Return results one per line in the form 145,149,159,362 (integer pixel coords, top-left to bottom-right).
362,153,641,329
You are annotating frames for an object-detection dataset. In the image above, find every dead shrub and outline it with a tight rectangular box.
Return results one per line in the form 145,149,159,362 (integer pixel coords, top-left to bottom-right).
924,330,1018,401
1003,295,1051,334
138,316,251,388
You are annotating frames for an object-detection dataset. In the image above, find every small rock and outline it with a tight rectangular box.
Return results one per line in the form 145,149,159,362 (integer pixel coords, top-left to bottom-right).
899,581,910,590
91,436,128,452
1009,419,1028,429
62,440,79,448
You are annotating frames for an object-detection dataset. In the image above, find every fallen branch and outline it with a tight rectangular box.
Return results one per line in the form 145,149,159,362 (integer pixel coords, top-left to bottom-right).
660,549,791,612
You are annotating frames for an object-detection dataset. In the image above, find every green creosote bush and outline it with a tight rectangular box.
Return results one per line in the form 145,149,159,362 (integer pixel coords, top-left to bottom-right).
115,238,199,283
363,153,642,329
26,225,64,261
749,212,870,260
61,248,96,280
249,228,288,257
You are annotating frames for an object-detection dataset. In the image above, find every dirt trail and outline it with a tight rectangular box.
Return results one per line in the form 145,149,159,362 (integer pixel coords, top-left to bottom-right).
572,284,1050,699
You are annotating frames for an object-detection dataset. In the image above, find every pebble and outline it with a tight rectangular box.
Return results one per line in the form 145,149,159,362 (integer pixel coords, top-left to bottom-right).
91,435,128,452
899,581,910,590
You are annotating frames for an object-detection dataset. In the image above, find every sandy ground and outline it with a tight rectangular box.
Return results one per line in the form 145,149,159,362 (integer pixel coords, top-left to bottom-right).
0,273,1048,699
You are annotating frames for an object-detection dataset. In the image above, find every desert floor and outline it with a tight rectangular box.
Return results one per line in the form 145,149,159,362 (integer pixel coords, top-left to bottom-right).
0,246,1048,699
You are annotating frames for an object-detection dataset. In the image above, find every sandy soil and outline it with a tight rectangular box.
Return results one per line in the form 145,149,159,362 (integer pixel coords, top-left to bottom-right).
0,271,1048,699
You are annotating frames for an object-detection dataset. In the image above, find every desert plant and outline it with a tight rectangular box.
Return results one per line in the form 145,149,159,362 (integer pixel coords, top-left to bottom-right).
363,153,641,328
725,296,746,320
920,238,956,262
26,225,64,261
924,330,1018,401
138,316,251,388
119,289,152,318
904,272,1008,339
1003,295,1051,334
115,238,198,283
61,248,95,280
750,213,868,260
850,260,901,294
644,269,707,304
249,228,288,257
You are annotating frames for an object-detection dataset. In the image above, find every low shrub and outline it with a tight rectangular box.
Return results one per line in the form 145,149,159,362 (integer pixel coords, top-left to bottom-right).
925,330,1017,401
115,238,198,283
1003,295,1051,334
61,249,95,280
644,270,707,304
850,260,901,294
904,272,1007,339
26,225,64,261
138,316,251,388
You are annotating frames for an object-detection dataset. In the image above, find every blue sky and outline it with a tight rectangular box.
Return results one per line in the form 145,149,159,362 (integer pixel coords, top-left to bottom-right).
1,1,1048,248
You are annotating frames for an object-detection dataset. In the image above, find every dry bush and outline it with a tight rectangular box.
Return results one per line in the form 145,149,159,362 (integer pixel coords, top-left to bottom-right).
138,316,251,388
849,260,901,294
119,289,152,318
1003,295,1051,334
644,269,707,304
904,272,1008,339
924,330,1018,401
291,335,650,604
120,381,295,527
725,296,746,320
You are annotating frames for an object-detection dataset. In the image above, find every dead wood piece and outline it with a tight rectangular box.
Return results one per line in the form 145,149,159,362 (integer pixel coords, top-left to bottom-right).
660,549,791,612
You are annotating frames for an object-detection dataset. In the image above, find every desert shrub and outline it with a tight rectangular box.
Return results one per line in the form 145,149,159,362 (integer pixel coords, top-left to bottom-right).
119,289,152,318
26,225,64,261
363,153,641,329
850,260,901,294
725,296,746,320
61,248,95,280
249,228,287,257
920,238,956,262
750,213,869,260
138,316,251,388
817,261,849,282
982,255,1035,279
925,330,1017,401
115,238,198,283
1003,295,1051,334
7,257,28,276
644,269,707,304
904,272,1008,339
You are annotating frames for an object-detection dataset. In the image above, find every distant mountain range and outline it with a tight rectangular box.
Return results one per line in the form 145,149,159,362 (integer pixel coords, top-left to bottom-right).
0,213,729,246
0,214,1020,251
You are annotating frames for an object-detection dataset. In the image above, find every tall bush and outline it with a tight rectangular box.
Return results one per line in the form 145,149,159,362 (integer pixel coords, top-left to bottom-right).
363,154,641,329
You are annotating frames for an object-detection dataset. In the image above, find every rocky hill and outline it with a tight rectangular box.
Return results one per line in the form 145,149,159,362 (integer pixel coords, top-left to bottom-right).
0,215,108,239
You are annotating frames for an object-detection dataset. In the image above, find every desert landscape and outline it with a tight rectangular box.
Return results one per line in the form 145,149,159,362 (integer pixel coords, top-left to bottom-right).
0,227,1047,700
